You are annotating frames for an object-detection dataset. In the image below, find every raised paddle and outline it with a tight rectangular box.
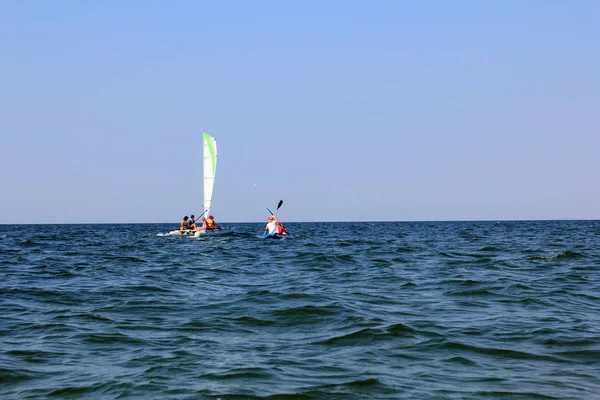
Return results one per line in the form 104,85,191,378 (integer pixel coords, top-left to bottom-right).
267,200,284,215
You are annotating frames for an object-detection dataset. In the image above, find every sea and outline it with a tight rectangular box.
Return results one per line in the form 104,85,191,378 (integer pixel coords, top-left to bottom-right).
1,220,599,399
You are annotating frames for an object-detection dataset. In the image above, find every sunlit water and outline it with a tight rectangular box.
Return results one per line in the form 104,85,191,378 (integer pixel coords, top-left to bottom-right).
1,221,599,399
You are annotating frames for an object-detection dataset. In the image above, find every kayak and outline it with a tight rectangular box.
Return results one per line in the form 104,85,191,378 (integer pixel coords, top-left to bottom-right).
262,233,288,240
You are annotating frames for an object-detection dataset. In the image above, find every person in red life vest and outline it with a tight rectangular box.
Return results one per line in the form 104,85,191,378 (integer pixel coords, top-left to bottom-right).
277,221,289,236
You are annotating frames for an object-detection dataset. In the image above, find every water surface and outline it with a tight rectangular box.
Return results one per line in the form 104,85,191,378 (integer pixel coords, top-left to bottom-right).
1,221,599,399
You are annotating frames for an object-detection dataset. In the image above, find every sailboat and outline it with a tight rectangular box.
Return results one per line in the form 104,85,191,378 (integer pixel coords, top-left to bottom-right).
167,132,230,237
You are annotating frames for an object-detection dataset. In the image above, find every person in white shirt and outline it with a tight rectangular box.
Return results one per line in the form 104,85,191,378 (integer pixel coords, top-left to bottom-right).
265,215,278,235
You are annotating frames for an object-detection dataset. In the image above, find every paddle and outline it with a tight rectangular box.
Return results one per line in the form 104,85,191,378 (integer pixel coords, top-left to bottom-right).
266,200,283,215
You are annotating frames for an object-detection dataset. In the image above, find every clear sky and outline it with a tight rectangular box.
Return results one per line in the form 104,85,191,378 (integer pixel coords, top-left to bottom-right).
1,1,598,224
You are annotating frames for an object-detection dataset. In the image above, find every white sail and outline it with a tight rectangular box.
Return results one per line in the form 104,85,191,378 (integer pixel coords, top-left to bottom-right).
203,132,217,218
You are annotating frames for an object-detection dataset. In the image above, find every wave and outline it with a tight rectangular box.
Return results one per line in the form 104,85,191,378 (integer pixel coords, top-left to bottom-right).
305,253,361,265
386,322,417,336
442,356,479,366
103,255,148,263
51,312,116,324
314,328,379,346
273,304,341,319
478,246,503,252
465,390,559,399
200,367,274,380
446,288,497,297
46,386,98,397
231,315,275,327
79,332,153,346
395,246,413,253
444,278,486,287
5,349,65,361
438,251,474,259
542,337,600,347
529,251,585,260
315,377,382,389
18,239,38,247
553,349,600,362
0,367,34,383
314,323,418,346
440,340,562,362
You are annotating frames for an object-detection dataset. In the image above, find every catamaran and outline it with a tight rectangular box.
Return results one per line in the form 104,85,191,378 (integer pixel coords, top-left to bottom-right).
167,132,230,237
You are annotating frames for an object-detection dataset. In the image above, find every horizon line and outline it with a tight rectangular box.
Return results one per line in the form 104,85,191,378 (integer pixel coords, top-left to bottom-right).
1,218,599,226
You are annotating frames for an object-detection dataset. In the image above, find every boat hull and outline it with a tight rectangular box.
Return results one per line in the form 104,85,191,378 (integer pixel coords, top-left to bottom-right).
167,229,232,237
262,233,288,240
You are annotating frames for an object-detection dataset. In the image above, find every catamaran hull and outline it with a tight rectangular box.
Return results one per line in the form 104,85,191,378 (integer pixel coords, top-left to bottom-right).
167,229,232,237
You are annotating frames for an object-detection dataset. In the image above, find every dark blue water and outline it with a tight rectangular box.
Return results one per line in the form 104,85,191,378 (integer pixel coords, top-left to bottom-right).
1,221,599,399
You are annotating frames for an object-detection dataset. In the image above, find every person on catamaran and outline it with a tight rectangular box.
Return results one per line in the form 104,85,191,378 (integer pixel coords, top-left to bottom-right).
197,216,208,231
206,215,220,230
264,215,278,236
277,221,289,236
189,215,198,229
179,216,192,230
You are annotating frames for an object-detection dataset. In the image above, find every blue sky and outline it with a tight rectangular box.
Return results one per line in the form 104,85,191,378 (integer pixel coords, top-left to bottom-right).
1,1,598,223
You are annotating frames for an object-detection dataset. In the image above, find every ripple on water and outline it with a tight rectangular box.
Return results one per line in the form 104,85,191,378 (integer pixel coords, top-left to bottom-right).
0,221,599,399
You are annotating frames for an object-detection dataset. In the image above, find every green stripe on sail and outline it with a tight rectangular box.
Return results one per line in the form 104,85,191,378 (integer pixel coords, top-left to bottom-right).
203,132,217,173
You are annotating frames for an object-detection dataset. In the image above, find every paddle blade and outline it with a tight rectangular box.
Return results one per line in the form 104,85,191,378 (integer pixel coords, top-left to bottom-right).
277,200,283,210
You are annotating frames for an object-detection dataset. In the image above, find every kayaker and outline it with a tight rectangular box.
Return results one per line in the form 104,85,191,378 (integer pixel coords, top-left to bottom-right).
264,215,278,235
277,221,289,236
